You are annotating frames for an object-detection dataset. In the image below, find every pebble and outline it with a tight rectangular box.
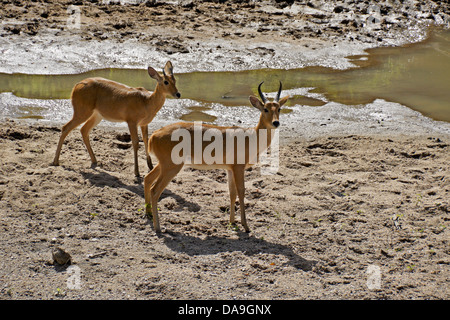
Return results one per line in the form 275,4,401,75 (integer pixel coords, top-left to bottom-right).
52,247,72,265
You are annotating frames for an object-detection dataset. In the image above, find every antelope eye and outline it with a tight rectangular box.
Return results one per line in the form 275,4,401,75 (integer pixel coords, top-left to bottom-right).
264,108,268,113
164,80,169,85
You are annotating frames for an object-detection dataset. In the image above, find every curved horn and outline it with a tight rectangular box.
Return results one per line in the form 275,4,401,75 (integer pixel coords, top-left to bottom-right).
258,82,267,104
276,81,282,102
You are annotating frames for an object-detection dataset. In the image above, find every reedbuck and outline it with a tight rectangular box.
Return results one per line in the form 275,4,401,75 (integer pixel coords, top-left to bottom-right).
52,61,180,177
144,82,289,233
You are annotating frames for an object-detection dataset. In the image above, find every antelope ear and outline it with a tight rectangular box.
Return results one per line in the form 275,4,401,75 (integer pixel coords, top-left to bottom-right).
164,61,174,76
148,67,162,81
278,95,289,107
249,95,264,111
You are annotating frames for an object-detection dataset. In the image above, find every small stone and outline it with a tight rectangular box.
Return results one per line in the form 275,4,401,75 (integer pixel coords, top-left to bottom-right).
52,247,72,265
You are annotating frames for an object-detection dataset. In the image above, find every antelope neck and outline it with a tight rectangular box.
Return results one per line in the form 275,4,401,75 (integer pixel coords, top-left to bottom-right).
146,83,166,113
255,115,275,152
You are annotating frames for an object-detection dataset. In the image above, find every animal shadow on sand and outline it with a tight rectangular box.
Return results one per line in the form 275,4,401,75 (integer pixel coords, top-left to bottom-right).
78,168,201,212
75,168,314,271
161,230,317,272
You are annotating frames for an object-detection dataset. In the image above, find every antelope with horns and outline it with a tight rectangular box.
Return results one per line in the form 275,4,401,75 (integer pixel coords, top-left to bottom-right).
52,61,180,177
144,82,289,233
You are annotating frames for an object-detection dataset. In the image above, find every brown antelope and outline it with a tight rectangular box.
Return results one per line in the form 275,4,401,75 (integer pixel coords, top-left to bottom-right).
144,82,289,233
52,61,180,177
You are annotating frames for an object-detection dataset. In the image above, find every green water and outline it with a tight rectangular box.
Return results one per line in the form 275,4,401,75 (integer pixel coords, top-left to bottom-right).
1,28,449,122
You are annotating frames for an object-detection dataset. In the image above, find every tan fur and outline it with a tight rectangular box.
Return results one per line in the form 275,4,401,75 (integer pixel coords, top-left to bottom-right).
52,61,180,177
144,88,289,233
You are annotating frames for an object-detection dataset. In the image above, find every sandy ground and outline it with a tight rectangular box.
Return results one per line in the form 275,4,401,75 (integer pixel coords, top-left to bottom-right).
0,120,448,300
0,0,449,300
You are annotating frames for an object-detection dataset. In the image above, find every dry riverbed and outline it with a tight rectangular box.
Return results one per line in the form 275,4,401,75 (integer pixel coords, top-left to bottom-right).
0,0,449,300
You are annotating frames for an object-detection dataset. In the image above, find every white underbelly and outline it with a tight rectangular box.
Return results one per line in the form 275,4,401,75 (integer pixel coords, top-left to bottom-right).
100,114,124,123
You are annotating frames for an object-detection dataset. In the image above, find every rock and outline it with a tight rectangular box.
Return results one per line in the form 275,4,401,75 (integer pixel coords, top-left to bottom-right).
52,247,72,265
334,6,345,13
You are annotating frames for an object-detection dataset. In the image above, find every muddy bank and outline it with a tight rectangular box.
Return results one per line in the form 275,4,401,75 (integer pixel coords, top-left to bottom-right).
0,0,448,74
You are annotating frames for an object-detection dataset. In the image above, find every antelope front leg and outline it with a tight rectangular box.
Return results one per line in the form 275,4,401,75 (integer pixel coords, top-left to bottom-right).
128,122,140,177
232,166,250,233
227,170,237,224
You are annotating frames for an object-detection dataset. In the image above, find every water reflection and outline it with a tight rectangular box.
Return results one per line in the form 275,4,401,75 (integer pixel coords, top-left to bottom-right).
0,28,448,122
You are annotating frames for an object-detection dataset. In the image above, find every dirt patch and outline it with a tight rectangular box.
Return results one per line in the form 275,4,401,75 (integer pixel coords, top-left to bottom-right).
0,120,448,299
